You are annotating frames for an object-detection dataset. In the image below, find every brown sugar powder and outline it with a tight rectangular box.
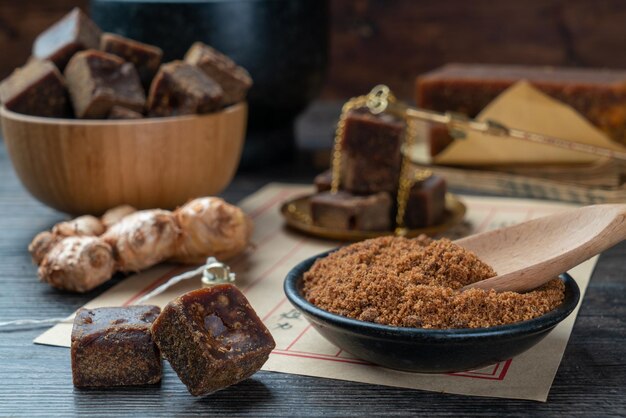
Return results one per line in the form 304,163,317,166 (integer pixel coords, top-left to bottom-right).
302,236,565,329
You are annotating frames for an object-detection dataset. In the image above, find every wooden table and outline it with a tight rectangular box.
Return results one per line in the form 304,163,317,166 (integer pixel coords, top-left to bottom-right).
0,104,624,416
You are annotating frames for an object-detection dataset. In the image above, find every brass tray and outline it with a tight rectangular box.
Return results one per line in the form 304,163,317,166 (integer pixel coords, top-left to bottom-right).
280,193,466,241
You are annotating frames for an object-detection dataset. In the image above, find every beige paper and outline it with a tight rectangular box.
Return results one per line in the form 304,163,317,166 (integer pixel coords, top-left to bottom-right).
433,81,626,165
36,184,596,402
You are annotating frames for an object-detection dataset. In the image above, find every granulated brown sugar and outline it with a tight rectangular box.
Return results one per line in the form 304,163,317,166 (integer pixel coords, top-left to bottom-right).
302,236,565,329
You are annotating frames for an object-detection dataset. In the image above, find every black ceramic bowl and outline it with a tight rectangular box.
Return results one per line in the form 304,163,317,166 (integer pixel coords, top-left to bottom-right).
284,251,581,373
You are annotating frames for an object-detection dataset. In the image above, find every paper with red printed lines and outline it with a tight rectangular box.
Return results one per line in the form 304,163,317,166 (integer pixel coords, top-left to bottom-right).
35,183,597,402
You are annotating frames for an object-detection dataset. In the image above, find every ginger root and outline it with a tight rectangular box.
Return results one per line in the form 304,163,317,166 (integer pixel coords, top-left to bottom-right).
38,236,116,293
101,205,137,229
173,197,252,264
28,231,62,265
103,209,180,272
30,199,252,293
52,215,105,237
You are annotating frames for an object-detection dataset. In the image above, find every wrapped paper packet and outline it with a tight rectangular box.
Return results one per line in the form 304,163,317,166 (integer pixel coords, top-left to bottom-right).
432,81,626,165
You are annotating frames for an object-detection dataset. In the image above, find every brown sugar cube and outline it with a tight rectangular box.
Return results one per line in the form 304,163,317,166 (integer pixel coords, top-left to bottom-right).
340,110,405,194
100,33,163,90
0,60,71,117
184,42,252,105
314,170,332,192
417,63,626,145
108,105,143,120
404,174,447,228
151,285,275,396
64,50,145,118
71,306,162,388
311,191,392,231
32,8,102,71
147,61,224,117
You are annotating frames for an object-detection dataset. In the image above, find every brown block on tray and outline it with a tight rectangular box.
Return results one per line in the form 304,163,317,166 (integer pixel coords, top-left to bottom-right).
185,42,252,106
71,306,162,388
108,105,143,120
64,50,145,119
0,60,71,118
314,170,332,192
340,110,405,194
100,33,163,90
403,174,447,229
311,191,392,231
32,8,102,71
151,285,275,397
428,124,455,157
416,63,626,145
147,61,224,117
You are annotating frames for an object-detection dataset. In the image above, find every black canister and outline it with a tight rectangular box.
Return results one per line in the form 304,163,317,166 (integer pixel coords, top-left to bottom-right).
90,0,329,168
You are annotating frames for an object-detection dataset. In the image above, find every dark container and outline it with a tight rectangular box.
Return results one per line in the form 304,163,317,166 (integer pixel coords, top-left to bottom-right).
90,0,329,167
284,250,581,373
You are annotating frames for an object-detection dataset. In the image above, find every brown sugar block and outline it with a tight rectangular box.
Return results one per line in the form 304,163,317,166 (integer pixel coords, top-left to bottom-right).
71,306,162,387
311,191,392,231
108,105,143,120
404,175,447,228
147,61,224,117
314,170,332,192
64,50,145,118
184,42,252,105
416,63,626,145
151,285,275,396
340,110,405,194
428,124,455,157
100,33,163,89
0,60,71,117
32,8,102,71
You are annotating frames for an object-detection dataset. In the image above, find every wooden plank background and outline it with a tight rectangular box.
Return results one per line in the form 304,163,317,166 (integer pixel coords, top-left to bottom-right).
2,0,626,99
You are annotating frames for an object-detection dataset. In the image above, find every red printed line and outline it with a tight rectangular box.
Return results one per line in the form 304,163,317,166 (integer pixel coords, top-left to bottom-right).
123,266,186,306
497,358,513,380
451,362,500,377
247,189,293,219
473,208,497,233
262,297,288,322
273,345,513,382
285,324,313,351
334,349,343,357
467,202,570,212
272,350,373,366
242,238,307,294
448,359,513,381
523,209,535,222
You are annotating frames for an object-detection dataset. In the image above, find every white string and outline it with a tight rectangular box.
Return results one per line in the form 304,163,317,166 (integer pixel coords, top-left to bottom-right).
0,257,235,330
0,317,69,328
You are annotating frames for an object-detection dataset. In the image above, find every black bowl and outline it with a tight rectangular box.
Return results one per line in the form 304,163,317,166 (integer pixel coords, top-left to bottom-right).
284,251,581,373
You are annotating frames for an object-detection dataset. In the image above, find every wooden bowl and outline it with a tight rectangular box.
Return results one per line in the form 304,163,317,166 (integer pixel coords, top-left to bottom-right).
1,103,247,215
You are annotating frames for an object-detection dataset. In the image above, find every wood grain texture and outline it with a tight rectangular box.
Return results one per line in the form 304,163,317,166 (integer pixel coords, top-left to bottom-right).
4,0,626,101
1,103,246,215
325,0,626,99
0,102,625,416
459,204,626,292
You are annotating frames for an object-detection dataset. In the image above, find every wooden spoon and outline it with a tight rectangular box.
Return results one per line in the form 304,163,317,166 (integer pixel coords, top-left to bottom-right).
456,204,626,293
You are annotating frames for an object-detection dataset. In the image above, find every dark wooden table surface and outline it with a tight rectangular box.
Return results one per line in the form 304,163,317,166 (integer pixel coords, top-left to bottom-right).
0,103,625,417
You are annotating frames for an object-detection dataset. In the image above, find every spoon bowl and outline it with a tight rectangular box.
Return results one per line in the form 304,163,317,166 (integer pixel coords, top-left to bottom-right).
458,204,626,292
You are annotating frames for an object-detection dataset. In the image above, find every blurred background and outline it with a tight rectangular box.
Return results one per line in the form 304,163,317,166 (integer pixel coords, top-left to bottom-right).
3,0,626,101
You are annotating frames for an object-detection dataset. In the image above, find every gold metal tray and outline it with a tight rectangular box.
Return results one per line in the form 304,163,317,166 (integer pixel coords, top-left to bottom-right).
280,193,466,241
